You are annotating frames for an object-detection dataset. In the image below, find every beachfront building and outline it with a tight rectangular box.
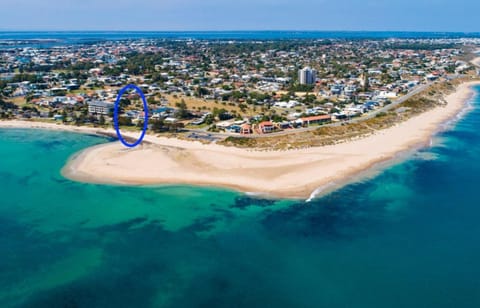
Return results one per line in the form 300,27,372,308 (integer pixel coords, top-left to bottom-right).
258,121,275,134
298,67,317,85
87,101,114,115
240,124,252,135
299,115,332,126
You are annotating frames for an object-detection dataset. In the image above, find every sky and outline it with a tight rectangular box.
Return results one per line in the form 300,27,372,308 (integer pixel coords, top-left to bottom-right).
1,0,478,32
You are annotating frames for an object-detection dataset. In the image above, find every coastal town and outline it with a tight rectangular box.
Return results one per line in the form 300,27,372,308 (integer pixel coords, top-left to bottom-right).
3,0,480,303
1,37,479,141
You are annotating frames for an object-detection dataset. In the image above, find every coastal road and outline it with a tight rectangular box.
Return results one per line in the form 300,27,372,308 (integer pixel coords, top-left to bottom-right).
345,82,431,123
184,79,452,140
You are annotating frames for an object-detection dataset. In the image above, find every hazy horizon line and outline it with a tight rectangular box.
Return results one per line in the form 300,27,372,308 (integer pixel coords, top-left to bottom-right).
0,29,479,34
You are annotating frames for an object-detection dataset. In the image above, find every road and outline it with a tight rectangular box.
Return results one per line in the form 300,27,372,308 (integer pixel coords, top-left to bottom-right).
184,78,454,140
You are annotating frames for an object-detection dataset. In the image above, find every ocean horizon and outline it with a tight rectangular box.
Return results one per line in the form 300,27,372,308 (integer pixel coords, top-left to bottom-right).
1,30,480,49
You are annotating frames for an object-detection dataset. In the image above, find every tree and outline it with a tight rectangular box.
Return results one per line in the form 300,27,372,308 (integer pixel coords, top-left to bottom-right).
99,115,106,126
218,110,232,121
175,99,189,119
120,98,131,108
289,84,314,92
151,119,165,132
239,103,248,113
117,116,132,126
147,97,156,105
204,114,214,125
303,94,316,104
25,93,34,102
195,87,210,97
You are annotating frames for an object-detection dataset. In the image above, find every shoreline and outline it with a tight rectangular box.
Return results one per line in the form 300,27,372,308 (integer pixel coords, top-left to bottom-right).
2,81,480,200
0,120,116,137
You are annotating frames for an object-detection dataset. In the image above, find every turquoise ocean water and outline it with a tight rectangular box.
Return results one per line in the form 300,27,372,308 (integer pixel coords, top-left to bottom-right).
1,86,480,307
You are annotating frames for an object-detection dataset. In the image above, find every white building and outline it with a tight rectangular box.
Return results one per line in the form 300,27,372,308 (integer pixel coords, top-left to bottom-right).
88,101,114,115
273,100,300,108
298,67,317,85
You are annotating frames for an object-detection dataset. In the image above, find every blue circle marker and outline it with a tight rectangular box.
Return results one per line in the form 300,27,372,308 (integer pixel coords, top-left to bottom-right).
114,84,149,148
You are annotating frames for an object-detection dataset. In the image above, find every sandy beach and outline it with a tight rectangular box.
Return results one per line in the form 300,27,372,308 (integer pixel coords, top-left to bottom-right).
2,81,479,199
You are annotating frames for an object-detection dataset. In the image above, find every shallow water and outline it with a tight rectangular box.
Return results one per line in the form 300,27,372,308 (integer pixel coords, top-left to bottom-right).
0,86,480,307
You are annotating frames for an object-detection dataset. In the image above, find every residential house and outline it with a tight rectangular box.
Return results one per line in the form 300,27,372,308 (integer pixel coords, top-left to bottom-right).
258,121,275,134
240,124,252,135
